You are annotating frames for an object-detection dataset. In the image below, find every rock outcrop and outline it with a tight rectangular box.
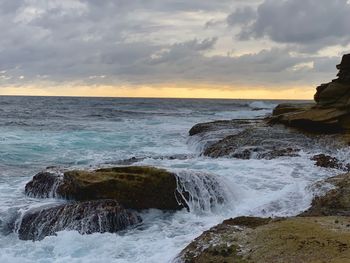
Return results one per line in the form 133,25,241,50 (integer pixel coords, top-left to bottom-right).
271,54,350,138
25,166,187,210
17,200,142,241
315,54,350,107
177,216,350,263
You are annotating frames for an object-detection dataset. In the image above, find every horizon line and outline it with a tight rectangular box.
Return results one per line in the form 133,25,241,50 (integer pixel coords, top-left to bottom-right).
0,94,313,101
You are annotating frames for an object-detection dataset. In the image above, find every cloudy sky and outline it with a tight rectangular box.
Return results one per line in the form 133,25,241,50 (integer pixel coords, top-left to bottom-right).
1,0,350,99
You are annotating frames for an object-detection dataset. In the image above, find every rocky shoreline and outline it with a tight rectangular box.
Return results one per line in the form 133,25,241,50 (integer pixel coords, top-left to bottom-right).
6,54,350,260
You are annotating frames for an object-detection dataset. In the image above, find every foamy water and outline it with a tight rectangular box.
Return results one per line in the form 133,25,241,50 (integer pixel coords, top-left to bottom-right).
0,97,344,263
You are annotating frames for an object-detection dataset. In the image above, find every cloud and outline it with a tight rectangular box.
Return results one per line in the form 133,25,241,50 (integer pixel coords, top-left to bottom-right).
234,0,350,52
227,6,256,26
0,0,347,94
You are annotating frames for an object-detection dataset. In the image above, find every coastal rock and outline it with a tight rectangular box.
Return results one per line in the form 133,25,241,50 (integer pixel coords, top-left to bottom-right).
271,54,350,137
315,54,350,106
16,200,142,241
25,166,187,210
177,216,350,263
301,173,350,216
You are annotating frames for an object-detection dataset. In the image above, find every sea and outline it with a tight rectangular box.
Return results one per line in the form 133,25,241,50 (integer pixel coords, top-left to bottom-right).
0,96,345,263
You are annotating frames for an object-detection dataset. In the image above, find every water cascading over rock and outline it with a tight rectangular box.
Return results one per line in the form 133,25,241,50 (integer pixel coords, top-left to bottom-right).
16,200,142,241
175,170,237,214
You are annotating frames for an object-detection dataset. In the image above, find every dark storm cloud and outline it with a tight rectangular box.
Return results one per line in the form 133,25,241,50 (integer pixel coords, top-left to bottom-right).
0,0,347,89
233,0,350,51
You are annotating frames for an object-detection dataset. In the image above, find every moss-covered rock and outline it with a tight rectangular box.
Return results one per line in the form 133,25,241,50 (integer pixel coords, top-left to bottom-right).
177,216,350,263
25,166,187,210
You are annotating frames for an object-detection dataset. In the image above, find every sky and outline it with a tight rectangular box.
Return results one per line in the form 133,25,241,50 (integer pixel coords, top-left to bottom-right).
1,0,350,99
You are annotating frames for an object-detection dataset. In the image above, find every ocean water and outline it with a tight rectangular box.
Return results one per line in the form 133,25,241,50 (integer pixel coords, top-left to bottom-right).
0,96,344,263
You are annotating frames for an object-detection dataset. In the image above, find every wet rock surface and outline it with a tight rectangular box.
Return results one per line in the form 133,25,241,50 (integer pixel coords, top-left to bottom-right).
25,166,187,210
189,119,316,159
17,200,142,241
311,154,350,171
177,216,350,263
301,173,350,216
25,172,63,198
203,126,303,159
